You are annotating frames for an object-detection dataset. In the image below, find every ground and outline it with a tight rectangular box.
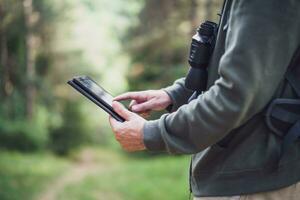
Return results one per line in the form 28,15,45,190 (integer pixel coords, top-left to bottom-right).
0,147,190,200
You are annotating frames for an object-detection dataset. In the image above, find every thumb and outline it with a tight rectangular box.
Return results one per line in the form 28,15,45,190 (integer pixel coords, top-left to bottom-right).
112,101,132,121
128,100,138,111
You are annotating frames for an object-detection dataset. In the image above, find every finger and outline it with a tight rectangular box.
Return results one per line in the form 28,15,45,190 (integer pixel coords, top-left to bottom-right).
112,101,132,120
131,99,156,112
114,92,146,101
109,116,122,132
129,100,138,111
129,100,150,117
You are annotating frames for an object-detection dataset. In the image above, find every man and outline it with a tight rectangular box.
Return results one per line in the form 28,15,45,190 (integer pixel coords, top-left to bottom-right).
109,0,300,199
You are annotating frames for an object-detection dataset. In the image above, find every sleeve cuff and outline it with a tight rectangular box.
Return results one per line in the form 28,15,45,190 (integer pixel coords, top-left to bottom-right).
143,120,165,152
162,78,193,112
163,85,183,112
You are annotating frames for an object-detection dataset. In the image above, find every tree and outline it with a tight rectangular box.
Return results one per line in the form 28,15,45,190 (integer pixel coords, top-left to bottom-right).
23,0,38,119
125,0,223,93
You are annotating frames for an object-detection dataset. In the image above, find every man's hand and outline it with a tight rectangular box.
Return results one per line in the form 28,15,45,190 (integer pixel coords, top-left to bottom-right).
114,90,172,115
109,101,147,152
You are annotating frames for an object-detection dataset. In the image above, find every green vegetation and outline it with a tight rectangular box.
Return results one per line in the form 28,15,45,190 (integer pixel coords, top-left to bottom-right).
0,151,70,200
0,148,190,200
0,0,142,153
0,0,221,199
58,148,190,200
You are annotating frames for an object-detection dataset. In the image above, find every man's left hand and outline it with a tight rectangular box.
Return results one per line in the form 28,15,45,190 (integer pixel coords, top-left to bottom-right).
109,101,147,152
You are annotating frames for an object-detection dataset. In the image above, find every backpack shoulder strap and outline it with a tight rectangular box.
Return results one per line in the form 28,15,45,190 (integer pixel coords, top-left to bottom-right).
285,46,300,97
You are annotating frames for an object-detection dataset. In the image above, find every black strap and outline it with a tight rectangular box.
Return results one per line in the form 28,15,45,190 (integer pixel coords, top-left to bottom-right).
286,70,300,97
276,46,300,159
285,46,300,97
271,106,300,124
281,120,300,157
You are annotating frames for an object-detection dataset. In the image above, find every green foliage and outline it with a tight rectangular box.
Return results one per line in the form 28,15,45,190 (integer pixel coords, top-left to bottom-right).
0,1,224,199
0,0,102,154
125,0,193,93
0,147,189,200
0,106,51,151
125,0,223,98
49,101,90,155
0,151,70,200
57,148,190,200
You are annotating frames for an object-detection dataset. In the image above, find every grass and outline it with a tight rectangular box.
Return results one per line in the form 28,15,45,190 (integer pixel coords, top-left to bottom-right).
0,147,191,200
0,151,70,200
57,148,191,200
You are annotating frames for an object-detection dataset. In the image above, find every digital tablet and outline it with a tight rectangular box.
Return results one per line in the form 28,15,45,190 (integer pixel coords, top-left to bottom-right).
67,76,125,122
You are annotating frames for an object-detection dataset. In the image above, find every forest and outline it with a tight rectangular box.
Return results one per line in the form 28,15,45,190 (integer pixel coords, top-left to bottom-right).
0,0,222,199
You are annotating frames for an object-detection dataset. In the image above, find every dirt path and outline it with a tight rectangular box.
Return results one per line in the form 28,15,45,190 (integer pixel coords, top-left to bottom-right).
36,149,104,200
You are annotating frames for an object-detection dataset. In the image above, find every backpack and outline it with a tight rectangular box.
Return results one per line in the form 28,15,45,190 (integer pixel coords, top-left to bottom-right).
265,46,300,157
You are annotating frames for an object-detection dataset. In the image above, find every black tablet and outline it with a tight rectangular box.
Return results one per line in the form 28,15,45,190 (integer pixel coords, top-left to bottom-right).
67,76,125,122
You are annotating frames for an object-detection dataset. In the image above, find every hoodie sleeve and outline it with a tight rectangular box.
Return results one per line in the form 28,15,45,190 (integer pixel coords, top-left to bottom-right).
163,78,193,112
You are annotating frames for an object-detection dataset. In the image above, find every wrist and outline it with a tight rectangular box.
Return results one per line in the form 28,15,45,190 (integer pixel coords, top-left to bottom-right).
143,120,165,151
161,89,174,112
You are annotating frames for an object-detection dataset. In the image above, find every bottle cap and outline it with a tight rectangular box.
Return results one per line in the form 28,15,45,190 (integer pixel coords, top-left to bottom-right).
197,21,217,36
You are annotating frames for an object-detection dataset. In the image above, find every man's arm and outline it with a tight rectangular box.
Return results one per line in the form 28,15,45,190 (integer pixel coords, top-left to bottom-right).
143,0,300,153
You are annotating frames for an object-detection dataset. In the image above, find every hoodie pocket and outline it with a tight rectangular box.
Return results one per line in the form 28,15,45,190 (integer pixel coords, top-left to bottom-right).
192,144,227,177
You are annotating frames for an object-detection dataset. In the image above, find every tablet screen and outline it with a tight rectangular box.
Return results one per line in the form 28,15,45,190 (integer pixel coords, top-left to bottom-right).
77,77,113,106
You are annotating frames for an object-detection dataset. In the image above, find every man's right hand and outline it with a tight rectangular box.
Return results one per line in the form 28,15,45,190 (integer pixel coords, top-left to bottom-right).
114,90,172,114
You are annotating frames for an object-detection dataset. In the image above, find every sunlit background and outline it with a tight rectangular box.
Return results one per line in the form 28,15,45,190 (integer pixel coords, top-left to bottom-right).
0,0,222,199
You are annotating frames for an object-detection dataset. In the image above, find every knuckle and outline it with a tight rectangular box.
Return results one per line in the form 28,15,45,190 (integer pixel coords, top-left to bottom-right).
116,131,122,137
117,129,124,136
122,126,129,133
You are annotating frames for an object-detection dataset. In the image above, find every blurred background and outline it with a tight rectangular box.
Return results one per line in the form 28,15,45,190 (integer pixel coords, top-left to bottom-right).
0,0,222,199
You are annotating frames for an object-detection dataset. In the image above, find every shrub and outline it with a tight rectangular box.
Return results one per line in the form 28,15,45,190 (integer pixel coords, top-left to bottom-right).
0,107,50,151
49,101,89,155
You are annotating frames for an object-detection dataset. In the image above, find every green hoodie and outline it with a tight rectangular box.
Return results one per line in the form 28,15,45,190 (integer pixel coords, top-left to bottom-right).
143,0,300,197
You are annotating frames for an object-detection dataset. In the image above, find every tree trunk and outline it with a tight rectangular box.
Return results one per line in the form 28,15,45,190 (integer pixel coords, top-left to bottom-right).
204,0,213,20
189,0,198,36
0,32,10,97
0,4,10,98
23,0,36,119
